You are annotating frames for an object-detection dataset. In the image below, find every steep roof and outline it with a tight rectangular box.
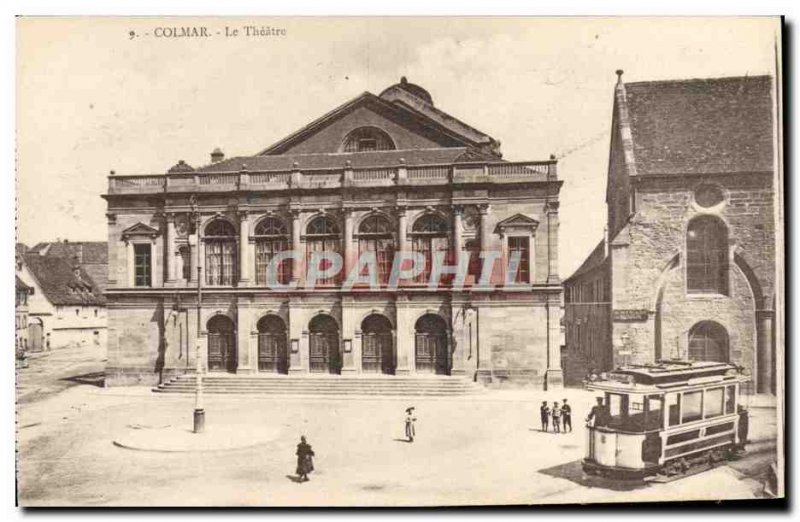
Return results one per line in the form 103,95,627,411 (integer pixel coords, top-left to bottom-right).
620,75,774,176
28,241,108,292
23,253,106,306
564,239,608,284
197,147,504,173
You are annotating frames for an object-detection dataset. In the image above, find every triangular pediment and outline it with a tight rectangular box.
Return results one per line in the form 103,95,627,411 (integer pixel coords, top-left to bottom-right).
121,222,159,238
259,92,490,156
496,213,540,230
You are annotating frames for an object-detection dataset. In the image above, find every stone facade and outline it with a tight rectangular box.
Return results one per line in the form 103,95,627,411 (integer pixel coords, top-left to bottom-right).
565,73,777,394
103,79,563,389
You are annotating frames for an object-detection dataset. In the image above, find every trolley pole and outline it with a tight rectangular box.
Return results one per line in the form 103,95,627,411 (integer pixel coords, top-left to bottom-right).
193,264,205,433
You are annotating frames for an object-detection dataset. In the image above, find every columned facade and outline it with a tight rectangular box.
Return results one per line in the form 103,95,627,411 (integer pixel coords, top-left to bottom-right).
103,78,563,388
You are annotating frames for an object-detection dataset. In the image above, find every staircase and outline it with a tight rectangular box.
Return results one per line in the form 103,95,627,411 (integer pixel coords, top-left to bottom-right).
153,373,485,397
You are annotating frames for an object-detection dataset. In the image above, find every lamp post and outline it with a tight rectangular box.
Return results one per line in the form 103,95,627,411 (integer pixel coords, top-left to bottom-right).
463,303,480,382
194,265,204,433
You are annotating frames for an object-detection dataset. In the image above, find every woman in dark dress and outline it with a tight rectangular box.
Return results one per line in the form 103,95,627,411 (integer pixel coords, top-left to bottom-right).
296,436,315,482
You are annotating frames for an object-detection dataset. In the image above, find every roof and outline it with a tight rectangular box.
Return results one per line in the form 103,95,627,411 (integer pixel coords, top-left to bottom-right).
621,75,774,176
257,81,500,157
28,241,109,292
196,147,504,173
564,239,608,284
22,253,106,306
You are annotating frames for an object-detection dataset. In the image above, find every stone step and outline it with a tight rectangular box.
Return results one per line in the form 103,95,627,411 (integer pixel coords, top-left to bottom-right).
154,374,484,396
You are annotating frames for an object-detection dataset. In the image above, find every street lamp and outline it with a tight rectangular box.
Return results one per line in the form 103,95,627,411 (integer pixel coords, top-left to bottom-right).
194,264,204,434
463,302,480,382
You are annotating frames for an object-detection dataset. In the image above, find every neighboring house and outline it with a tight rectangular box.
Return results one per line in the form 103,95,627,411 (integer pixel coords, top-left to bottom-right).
103,77,564,388
16,245,107,350
16,275,33,357
28,240,108,292
564,72,777,394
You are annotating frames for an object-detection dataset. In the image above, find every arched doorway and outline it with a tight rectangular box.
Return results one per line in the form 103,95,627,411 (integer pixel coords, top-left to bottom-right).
309,315,340,374
688,321,729,362
28,318,43,353
415,314,450,375
207,315,236,372
361,314,394,375
257,315,288,374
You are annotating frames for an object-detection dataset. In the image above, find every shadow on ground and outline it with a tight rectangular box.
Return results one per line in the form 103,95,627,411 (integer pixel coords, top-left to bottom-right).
537,459,649,492
61,371,106,387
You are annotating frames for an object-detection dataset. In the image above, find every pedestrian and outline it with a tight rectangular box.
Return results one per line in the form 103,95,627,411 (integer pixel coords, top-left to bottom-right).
405,407,416,442
552,401,562,433
561,398,572,433
586,396,607,427
540,400,550,432
295,435,315,482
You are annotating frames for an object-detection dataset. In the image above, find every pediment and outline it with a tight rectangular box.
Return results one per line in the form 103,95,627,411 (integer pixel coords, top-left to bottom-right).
259,93,477,156
121,222,160,239
496,213,540,231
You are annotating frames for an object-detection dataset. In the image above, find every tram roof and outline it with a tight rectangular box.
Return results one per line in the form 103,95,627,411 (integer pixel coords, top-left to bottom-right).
586,360,745,392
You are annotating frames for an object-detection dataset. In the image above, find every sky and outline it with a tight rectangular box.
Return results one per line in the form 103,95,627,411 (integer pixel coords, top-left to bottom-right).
16,16,779,277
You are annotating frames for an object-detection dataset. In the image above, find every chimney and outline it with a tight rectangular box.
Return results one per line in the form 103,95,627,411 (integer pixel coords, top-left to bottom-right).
211,148,225,163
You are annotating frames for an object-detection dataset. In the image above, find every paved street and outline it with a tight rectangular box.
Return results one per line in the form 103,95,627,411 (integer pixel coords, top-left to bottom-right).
16,348,779,506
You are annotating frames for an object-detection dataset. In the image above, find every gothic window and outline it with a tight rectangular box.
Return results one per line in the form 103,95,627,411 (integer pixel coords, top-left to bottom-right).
688,321,729,363
358,214,394,285
204,219,237,286
306,216,341,286
411,213,451,284
254,217,291,285
133,243,151,287
341,127,396,153
686,216,728,294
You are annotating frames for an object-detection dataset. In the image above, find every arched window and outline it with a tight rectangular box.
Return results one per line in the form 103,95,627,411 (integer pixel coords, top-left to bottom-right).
687,216,728,294
411,213,451,284
688,321,729,362
341,127,396,153
358,214,394,285
254,216,290,285
204,219,237,286
306,216,341,286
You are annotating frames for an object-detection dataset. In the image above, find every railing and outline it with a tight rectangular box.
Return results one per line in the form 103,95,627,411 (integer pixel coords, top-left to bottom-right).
408,166,450,180
106,160,555,195
353,168,395,181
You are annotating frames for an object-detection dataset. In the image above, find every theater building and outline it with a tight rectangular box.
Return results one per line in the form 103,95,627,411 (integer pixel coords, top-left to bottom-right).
103,78,564,389
564,72,778,394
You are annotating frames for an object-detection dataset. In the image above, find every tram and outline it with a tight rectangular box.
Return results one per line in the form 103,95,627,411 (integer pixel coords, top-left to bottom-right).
582,360,749,480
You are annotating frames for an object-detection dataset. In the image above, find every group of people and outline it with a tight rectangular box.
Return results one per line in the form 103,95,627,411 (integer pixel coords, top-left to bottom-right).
539,399,572,433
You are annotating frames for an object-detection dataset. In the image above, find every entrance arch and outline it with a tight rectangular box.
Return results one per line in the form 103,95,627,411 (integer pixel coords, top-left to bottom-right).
361,314,394,375
688,321,729,363
28,318,43,353
207,315,236,372
257,315,288,374
309,315,340,374
415,314,450,375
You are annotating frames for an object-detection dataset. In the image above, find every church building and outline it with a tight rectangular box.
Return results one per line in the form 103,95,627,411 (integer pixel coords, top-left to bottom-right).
103,78,564,389
564,72,778,394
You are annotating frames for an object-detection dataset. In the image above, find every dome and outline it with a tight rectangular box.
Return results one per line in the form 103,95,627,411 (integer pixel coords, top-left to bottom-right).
167,160,195,174
379,77,434,106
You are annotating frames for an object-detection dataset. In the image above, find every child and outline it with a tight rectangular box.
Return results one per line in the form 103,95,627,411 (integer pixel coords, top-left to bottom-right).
540,401,550,432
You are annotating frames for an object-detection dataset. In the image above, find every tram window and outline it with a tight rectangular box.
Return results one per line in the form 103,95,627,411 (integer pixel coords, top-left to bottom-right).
705,387,724,418
725,385,736,414
667,393,681,427
606,393,628,428
646,395,664,430
681,391,703,423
